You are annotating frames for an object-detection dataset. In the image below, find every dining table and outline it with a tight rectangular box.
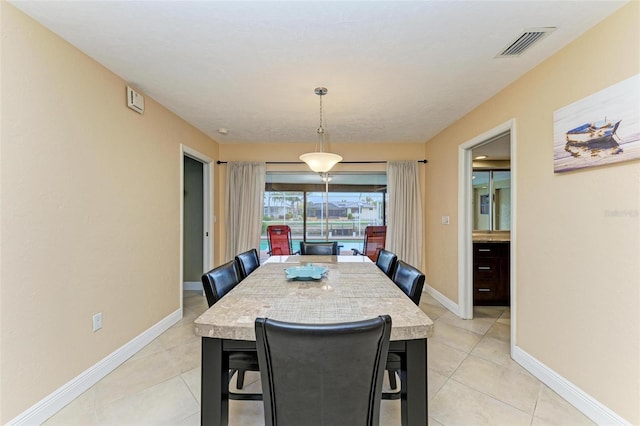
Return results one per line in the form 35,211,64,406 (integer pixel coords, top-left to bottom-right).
194,255,434,426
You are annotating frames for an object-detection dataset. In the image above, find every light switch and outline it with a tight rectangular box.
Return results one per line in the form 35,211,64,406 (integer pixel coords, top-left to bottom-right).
441,216,450,225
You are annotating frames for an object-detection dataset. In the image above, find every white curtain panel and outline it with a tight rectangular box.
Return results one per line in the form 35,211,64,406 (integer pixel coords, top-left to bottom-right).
387,161,423,268
225,162,266,261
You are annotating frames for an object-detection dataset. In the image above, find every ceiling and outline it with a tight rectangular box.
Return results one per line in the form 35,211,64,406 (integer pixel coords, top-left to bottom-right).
10,1,627,146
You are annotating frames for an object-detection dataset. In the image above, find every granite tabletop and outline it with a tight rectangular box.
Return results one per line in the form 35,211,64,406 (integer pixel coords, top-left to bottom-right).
194,255,434,342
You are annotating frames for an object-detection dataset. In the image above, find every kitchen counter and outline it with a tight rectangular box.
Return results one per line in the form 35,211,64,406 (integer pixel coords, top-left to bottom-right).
472,231,510,242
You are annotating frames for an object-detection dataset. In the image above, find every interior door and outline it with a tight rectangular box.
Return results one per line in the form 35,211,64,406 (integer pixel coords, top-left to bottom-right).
183,155,204,286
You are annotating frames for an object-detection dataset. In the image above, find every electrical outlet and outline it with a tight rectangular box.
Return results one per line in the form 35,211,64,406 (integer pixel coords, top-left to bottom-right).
92,312,103,332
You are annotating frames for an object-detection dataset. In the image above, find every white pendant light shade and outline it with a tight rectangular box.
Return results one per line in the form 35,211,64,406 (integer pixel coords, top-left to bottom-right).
299,152,343,173
300,87,341,173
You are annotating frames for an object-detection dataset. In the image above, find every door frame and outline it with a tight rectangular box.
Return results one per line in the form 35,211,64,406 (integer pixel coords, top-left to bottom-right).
457,118,517,351
180,145,214,303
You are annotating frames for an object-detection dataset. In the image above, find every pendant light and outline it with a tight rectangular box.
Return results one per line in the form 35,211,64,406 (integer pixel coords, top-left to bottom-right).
299,87,342,173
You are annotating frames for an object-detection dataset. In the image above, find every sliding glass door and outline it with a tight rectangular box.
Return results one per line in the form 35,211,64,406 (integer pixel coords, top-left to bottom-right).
262,173,387,255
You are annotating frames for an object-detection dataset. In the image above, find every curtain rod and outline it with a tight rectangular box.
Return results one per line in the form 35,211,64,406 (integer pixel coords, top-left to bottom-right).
216,160,427,165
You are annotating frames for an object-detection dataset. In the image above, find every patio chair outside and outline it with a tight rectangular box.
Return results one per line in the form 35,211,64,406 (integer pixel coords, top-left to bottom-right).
267,225,299,255
352,225,387,262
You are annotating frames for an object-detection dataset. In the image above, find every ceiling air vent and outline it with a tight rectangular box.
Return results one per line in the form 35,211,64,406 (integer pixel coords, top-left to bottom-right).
496,27,556,57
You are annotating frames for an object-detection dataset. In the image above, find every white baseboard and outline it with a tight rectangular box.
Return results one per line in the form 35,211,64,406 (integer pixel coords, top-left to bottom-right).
512,345,630,425
423,283,460,316
183,281,202,291
7,308,183,426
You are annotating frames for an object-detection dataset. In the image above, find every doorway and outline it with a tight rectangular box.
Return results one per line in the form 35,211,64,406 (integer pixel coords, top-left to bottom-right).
457,119,516,349
181,145,213,297
183,156,204,287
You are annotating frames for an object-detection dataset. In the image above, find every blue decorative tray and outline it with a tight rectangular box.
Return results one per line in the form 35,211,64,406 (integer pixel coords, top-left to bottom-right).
285,264,328,281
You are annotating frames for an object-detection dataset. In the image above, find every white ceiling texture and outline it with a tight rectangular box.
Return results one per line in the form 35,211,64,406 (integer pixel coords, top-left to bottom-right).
10,1,628,149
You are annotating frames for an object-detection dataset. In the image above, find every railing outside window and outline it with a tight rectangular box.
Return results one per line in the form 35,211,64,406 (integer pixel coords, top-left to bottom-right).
262,190,386,256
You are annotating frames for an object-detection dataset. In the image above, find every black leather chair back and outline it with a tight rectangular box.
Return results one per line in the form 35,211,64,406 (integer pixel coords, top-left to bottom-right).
255,315,391,426
201,260,242,307
375,249,398,278
391,260,425,306
235,248,260,279
299,241,339,255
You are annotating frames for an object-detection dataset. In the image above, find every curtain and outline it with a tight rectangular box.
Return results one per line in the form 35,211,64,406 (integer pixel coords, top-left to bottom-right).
225,162,266,261
387,161,423,268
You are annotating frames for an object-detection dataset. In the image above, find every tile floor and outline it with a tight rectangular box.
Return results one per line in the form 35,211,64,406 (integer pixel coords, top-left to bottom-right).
44,291,595,425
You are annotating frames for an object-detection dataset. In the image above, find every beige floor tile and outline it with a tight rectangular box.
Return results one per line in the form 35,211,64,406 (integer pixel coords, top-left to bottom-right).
496,308,511,326
176,411,201,426
428,367,449,399
177,308,204,327
430,379,532,425
184,368,264,402
167,338,201,374
473,306,507,319
420,296,448,320
181,367,201,403
43,292,593,426
428,340,469,377
157,321,201,351
471,335,512,366
228,399,265,426
421,303,449,321
437,310,498,335
183,292,205,304
96,376,199,425
129,337,166,361
43,388,97,425
93,349,182,407
430,320,483,353
485,321,511,343
451,354,541,414
380,400,401,425
44,407,98,426
532,385,596,425
181,297,208,323
428,416,445,426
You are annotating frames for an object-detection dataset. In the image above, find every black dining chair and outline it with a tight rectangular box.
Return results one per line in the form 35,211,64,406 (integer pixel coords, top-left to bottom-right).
235,248,260,280
375,249,398,278
383,260,426,399
299,241,339,255
201,260,261,400
255,315,392,426
391,260,425,306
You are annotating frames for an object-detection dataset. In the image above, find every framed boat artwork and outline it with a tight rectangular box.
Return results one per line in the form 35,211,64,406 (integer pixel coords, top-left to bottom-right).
553,74,640,173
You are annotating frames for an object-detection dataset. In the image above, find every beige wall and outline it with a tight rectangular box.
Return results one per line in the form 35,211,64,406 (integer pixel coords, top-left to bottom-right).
217,142,427,268
424,2,639,422
0,4,218,421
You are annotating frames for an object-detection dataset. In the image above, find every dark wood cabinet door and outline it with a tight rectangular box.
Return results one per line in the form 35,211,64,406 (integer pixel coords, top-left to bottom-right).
473,242,510,306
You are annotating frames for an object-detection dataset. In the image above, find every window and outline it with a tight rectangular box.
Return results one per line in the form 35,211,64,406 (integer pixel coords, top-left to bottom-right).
262,173,387,255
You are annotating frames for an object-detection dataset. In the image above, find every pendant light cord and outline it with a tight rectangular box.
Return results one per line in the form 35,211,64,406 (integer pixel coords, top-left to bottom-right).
317,91,325,152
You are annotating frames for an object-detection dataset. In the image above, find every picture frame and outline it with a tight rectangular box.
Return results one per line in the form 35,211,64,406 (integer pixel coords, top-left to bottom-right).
553,74,640,173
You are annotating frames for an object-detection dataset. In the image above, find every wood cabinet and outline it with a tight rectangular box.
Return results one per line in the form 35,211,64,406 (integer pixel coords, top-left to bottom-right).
473,242,510,306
